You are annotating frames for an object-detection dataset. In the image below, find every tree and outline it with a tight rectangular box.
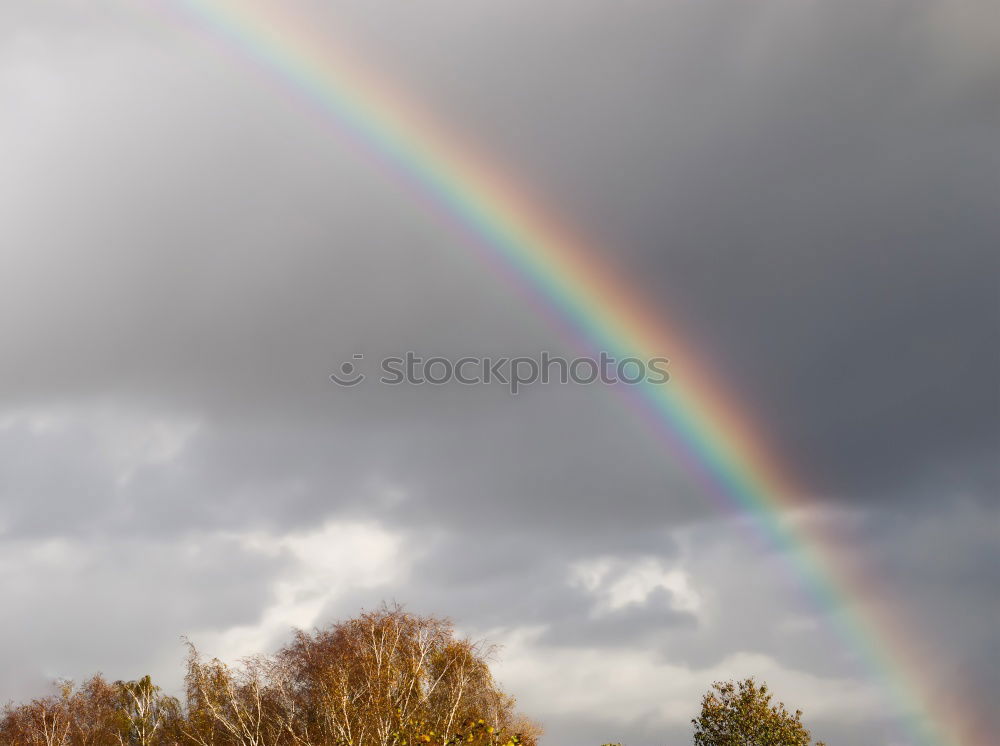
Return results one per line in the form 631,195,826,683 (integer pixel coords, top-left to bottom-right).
66,676,119,746
0,680,75,746
692,678,826,746
179,605,539,746
271,605,538,746
182,649,288,746
0,607,537,746
0,675,180,746
111,676,180,746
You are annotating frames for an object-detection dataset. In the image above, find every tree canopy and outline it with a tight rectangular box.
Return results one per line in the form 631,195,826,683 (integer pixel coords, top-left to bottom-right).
1,609,834,746
691,678,826,746
0,606,539,746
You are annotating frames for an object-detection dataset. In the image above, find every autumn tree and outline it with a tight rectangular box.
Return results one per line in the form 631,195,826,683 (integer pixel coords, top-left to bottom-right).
270,605,536,746
0,675,181,746
111,676,180,746
179,605,538,746
692,678,826,746
0,680,75,746
0,606,539,746
182,651,282,746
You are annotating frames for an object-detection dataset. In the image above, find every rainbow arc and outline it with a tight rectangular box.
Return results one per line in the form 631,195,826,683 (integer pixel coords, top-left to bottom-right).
156,2,967,743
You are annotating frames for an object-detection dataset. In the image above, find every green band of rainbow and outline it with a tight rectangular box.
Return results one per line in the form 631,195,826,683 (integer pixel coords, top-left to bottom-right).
161,2,966,743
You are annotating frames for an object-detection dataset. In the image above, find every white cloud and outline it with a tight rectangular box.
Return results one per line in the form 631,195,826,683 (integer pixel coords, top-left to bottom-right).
570,555,703,616
493,626,881,728
197,520,411,660
97,414,202,486
0,405,201,486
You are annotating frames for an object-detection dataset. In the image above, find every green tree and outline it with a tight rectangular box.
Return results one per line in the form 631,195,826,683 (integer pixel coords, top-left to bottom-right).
692,679,826,746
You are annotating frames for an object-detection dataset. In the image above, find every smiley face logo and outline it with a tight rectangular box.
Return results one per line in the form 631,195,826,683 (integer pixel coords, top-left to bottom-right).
330,354,366,386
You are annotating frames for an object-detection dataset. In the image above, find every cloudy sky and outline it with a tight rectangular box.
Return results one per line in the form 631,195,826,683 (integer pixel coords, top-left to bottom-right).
1,1,997,744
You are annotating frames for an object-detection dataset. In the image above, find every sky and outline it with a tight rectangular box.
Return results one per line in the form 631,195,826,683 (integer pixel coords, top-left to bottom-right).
0,1,998,744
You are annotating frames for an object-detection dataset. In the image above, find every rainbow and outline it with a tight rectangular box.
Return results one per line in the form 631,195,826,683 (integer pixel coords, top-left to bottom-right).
157,1,963,743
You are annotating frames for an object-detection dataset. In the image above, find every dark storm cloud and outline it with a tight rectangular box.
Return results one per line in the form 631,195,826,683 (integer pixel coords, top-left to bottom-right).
318,0,1000,499
3,0,996,499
